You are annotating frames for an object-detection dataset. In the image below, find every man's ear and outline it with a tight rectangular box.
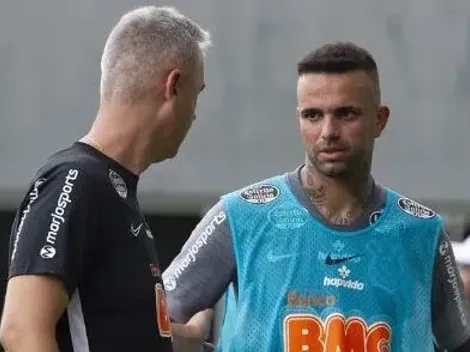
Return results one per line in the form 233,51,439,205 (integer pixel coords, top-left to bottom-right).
374,105,390,138
164,68,181,101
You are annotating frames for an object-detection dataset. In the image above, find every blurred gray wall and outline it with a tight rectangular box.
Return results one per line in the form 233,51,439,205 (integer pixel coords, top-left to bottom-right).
1,0,470,221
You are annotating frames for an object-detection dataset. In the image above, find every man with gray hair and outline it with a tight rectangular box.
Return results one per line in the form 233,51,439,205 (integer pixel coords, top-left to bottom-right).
1,5,210,352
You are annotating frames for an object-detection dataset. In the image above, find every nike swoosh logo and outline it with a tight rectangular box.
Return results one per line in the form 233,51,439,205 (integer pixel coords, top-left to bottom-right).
130,223,143,237
267,251,294,263
325,254,361,265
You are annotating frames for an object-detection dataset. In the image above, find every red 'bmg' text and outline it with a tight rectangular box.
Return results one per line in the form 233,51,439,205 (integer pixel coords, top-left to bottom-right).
284,313,391,352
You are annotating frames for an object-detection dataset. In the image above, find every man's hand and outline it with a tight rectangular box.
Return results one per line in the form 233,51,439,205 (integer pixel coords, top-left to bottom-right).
171,309,214,352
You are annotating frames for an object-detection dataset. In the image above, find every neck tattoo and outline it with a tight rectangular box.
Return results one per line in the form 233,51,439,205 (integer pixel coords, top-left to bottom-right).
302,168,369,226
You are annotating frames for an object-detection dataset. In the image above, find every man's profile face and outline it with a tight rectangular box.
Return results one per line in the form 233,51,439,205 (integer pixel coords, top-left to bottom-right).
156,57,206,160
173,58,206,149
296,70,389,177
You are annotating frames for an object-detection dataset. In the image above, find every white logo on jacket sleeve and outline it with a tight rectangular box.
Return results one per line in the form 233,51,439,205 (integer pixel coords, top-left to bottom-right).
10,178,46,262
439,238,467,327
163,211,226,292
164,276,177,291
397,197,435,219
439,239,449,256
40,245,56,259
240,184,280,204
41,169,79,257
109,169,127,199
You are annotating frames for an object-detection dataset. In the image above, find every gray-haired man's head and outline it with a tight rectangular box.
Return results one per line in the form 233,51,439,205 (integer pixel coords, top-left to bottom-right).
100,6,211,161
100,6,211,105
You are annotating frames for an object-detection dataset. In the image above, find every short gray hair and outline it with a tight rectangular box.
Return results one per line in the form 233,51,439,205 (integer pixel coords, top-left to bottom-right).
100,6,212,104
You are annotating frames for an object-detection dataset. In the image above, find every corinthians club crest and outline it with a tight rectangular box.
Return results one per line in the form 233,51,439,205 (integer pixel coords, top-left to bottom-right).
109,169,127,199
